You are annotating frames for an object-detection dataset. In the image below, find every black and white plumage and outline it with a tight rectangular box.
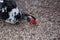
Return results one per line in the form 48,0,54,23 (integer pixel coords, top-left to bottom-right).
0,0,36,24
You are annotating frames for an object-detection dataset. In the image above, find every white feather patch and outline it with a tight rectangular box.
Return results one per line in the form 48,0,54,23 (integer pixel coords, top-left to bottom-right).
0,0,3,3
5,7,19,24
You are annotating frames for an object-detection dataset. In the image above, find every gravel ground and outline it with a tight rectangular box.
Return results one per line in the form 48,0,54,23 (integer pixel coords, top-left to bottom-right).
0,0,60,40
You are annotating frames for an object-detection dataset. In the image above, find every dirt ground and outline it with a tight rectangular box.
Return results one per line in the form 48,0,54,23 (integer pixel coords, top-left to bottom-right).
0,0,60,40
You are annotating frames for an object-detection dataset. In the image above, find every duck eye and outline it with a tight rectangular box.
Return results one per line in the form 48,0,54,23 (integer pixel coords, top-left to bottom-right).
14,12,16,15
9,19,11,21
